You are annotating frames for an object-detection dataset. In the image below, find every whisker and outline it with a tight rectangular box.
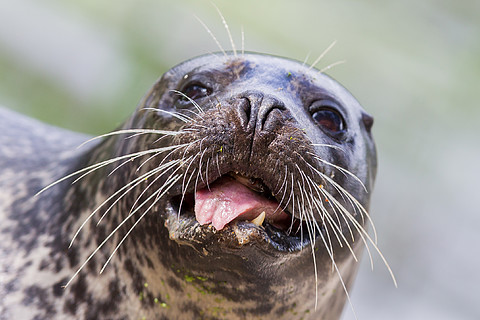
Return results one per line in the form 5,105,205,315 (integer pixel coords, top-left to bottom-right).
69,159,180,248
73,144,187,185
179,155,201,216
142,106,194,123
169,90,205,115
63,171,181,289
216,153,221,177
273,165,289,215
212,3,237,57
311,143,345,152
241,25,245,56
286,173,296,235
76,129,184,149
303,157,376,242
127,158,185,217
309,40,337,71
305,175,350,254
299,170,337,260
198,146,208,187
302,51,311,67
205,156,211,191
100,174,182,274
308,152,367,192
36,145,189,196
195,15,227,57
319,60,346,74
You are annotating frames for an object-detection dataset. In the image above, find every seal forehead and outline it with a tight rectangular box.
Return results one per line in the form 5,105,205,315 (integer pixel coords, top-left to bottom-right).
171,53,364,114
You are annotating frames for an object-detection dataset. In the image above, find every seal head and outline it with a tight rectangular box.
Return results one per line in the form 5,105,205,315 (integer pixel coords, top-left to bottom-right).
100,53,377,318
0,52,377,320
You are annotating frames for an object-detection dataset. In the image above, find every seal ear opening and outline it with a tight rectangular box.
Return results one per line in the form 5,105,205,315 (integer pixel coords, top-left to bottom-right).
362,113,374,133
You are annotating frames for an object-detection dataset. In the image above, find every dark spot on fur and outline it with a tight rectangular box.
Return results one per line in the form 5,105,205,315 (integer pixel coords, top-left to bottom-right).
39,259,49,270
64,274,92,316
182,301,215,320
5,279,17,293
83,279,123,318
22,285,56,318
86,255,98,274
124,258,146,294
166,276,183,292
53,278,68,297
54,255,64,272
145,256,154,269
66,245,79,268
275,301,298,316
64,297,78,316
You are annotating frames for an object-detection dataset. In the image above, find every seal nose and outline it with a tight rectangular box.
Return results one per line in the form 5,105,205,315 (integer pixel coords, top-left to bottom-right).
237,90,286,133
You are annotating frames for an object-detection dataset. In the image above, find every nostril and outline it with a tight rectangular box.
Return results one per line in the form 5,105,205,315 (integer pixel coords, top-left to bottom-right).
236,97,253,129
237,91,264,131
259,98,286,131
261,107,285,131
242,97,251,126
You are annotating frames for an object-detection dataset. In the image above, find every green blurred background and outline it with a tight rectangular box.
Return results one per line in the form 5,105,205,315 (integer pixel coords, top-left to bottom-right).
1,0,479,319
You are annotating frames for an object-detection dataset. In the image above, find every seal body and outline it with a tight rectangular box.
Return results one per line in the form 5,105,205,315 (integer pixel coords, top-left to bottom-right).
0,53,377,319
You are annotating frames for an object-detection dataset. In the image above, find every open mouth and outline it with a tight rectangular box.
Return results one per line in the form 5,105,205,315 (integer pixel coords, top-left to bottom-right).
169,172,320,252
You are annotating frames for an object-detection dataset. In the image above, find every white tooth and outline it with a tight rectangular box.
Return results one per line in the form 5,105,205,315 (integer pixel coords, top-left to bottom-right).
250,211,266,226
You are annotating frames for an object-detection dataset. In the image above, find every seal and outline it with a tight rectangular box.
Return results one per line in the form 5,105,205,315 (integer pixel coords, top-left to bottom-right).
0,52,387,320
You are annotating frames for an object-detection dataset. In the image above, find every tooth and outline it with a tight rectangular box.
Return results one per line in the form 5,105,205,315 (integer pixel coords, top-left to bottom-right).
250,211,266,226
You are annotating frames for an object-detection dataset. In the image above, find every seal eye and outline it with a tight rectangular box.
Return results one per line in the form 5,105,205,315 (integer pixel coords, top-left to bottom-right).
180,84,211,102
312,108,345,134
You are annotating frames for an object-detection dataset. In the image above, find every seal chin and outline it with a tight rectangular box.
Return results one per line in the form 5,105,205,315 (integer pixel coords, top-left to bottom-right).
163,172,319,252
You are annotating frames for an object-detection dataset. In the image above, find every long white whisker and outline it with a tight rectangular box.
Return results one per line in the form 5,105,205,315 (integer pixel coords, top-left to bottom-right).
76,129,183,149
179,154,201,215
319,60,346,74
216,153,221,177
169,90,205,115
36,145,188,196
100,174,182,274
309,40,337,71
302,51,311,67
273,165,289,215
127,159,184,217
303,158,377,243
198,146,208,186
241,25,245,56
305,175,354,258
311,143,345,152
308,152,367,192
195,15,227,57
205,156,211,191
63,172,180,289
142,107,194,123
212,3,237,57
69,159,179,248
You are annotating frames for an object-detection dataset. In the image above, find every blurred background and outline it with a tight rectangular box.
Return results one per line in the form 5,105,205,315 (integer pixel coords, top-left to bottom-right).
1,0,478,319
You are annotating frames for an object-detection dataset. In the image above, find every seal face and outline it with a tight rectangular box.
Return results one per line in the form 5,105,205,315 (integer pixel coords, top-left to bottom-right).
0,53,377,319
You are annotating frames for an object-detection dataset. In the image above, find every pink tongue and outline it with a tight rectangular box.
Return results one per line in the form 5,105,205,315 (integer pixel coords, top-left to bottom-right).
195,176,283,230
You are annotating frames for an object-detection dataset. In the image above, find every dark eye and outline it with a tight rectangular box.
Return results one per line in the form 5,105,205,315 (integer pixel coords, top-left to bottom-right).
311,100,346,135
179,84,211,102
312,109,344,133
